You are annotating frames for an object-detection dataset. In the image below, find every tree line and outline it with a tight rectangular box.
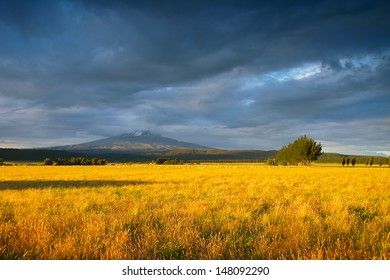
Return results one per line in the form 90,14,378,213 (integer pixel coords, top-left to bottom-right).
43,157,107,166
341,156,388,167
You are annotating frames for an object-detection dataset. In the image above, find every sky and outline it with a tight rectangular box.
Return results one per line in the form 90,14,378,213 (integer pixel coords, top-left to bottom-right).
0,0,390,156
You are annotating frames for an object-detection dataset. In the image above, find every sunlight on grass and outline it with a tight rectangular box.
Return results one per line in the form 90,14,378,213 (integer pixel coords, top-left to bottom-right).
0,165,389,259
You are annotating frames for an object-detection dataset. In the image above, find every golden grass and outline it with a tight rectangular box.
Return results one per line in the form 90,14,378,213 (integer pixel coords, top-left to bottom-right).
0,164,389,259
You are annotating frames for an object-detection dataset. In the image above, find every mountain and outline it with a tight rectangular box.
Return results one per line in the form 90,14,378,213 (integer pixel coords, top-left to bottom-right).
50,130,214,152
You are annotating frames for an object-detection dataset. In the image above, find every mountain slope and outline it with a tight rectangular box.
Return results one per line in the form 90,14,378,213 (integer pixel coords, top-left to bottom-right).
50,130,214,152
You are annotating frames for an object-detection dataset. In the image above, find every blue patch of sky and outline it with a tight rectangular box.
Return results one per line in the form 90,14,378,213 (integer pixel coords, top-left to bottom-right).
242,51,388,92
241,62,322,91
266,63,322,82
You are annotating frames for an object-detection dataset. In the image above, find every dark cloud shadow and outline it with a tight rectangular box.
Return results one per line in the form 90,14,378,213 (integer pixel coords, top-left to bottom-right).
0,180,151,191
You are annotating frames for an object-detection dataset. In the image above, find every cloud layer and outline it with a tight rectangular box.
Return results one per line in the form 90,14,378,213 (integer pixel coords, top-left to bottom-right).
1,0,390,155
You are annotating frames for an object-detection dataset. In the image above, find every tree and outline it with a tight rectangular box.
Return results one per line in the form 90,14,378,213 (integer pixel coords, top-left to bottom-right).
370,157,374,167
276,135,322,166
96,159,107,165
155,158,183,165
351,157,356,167
43,157,53,166
275,146,289,165
265,158,277,166
155,158,168,164
346,158,350,166
365,157,369,167
378,158,383,167
342,158,346,166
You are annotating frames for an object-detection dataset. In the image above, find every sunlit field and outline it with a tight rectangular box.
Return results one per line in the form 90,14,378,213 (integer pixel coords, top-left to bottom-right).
0,164,389,260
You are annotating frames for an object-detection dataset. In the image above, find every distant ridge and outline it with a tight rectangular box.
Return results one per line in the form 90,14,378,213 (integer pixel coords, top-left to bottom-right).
1,147,387,164
49,130,214,152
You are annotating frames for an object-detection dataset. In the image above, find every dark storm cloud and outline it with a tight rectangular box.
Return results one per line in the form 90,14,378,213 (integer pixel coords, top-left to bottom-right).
3,0,389,89
0,0,390,153
0,0,65,37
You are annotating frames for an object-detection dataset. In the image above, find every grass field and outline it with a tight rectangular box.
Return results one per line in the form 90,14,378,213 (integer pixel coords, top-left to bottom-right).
0,164,389,259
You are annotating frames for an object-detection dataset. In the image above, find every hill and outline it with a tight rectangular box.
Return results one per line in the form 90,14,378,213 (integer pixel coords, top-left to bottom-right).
0,148,85,163
3,147,387,165
0,148,277,163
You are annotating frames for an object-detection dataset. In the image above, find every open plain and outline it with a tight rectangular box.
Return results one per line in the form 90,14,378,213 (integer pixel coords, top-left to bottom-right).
0,164,389,259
